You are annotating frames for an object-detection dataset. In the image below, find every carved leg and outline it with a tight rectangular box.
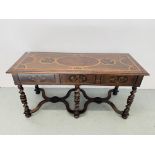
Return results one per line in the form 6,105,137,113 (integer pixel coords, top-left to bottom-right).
74,85,80,118
34,85,40,94
18,85,31,118
113,86,119,95
122,86,137,119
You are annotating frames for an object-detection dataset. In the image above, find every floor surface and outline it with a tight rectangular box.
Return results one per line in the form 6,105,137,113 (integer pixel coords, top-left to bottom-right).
0,87,155,135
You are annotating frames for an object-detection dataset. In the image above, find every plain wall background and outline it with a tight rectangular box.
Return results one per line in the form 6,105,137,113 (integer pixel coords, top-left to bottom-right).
0,19,154,88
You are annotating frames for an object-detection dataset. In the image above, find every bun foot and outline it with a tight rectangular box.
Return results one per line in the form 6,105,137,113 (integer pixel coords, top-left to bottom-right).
74,114,79,118
122,112,129,119
34,85,40,94
113,86,119,95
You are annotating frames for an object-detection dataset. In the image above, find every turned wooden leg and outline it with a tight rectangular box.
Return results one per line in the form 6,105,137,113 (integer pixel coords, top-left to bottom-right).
74,85,80,118
113,86,119,95
18,85,31,118
122,86,137,119
34,85,40,94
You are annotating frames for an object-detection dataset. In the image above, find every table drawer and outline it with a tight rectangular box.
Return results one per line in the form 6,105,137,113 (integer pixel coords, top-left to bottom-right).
101,75,137,86
18,74,56,84
60,74,96,84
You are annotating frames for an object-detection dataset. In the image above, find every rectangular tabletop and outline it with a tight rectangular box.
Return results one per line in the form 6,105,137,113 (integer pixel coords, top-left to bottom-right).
7,52,149,119
7,52,149,76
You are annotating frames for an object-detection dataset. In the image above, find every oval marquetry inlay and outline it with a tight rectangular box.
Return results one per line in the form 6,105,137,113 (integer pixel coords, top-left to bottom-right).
101,58,115,65
57,56,98,67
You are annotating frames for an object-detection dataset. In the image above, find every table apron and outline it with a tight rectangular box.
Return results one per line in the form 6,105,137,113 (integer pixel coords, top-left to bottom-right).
12,74,143,87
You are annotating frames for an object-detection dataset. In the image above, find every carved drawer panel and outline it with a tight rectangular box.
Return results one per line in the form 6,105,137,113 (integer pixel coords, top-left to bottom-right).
18,74,56,84
101,75,137,86
60,74,96,84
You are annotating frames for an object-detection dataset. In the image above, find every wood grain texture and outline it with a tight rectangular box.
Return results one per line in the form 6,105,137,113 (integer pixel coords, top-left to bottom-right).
12,74,142,86
6,52,149,75
6,52,150,119
7,52,149,87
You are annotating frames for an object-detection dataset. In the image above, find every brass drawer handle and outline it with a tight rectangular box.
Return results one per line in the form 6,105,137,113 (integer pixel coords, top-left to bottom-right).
69,75,88,82
110,76,128,83
119,76,128,83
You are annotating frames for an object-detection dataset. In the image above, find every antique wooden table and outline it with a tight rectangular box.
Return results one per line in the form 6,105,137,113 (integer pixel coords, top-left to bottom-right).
6,52,149,119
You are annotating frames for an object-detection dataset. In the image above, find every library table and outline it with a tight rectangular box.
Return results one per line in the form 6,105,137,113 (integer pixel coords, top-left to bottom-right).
6,52,149,119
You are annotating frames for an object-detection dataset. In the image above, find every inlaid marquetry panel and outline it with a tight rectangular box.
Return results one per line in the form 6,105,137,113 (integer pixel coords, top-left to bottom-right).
6,52,149,76
101,75,137,86
7,52,149,87
18,74,56,84
60,74,96,84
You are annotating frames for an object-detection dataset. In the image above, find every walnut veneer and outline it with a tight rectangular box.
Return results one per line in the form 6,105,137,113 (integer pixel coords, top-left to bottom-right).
6,52,149,119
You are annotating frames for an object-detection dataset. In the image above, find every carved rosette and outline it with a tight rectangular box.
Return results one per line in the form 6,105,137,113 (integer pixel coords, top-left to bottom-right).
18,85,31,117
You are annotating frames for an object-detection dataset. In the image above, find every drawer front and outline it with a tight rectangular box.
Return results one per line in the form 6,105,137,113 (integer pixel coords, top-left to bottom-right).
18,74,56,84
60,74,96,84
101,75,137,86
16,74,138,86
